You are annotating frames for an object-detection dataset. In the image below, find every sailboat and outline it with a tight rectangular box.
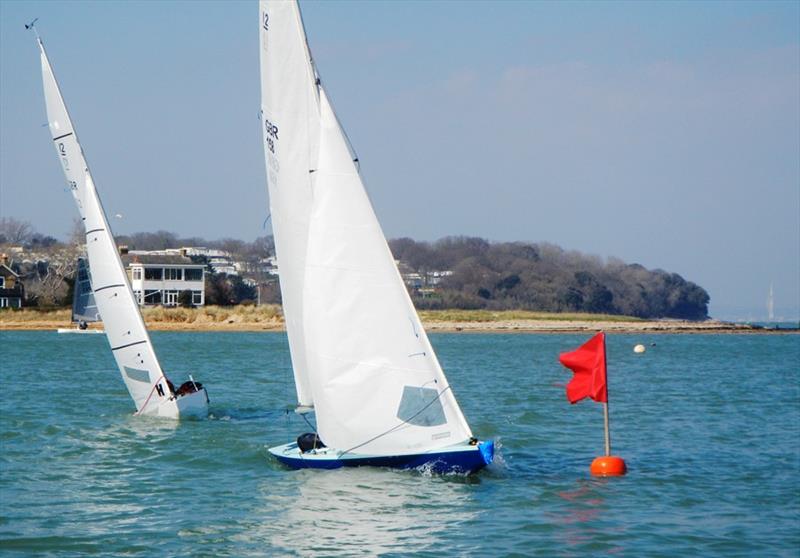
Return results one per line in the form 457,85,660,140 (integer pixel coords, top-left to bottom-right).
57,257,104,334
260,0,494,473
767,283,775,322
32,27,209,419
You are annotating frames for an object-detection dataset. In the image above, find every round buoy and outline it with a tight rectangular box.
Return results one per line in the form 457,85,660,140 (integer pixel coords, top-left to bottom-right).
590,455,627,476
633,344,646,353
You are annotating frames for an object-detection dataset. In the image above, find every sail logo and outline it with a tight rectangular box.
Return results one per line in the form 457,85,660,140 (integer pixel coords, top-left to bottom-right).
263,12,269,31
58,142,71,171
264,118,279,154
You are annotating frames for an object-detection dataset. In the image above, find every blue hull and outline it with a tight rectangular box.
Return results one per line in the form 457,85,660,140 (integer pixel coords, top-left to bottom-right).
269,440,494,475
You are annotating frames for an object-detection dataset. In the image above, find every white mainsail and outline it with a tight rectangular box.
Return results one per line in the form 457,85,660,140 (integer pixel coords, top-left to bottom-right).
259,0,320,408
36,33,204,418
260,0,473,456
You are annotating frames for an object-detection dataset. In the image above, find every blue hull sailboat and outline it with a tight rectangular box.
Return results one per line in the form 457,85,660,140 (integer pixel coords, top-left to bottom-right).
269,440,495,474
259,0,493,474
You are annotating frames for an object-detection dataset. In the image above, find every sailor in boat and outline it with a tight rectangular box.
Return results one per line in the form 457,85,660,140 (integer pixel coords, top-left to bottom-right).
297,432,326,453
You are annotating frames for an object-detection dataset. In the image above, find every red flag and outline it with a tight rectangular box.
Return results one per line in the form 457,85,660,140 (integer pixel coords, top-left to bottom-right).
559,332,608,404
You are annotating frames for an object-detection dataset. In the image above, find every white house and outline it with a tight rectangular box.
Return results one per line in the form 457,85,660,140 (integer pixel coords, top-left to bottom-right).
121,253,206,307
0,255,24,309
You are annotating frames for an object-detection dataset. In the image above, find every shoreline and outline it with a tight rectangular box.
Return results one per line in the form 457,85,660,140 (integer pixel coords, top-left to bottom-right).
0,307,795,334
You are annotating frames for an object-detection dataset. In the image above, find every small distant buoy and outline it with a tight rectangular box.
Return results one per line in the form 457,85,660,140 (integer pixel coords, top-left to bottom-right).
590,455,627,476
633,344,646,353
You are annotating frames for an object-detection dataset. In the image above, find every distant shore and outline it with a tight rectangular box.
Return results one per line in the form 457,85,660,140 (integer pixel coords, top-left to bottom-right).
0,306,794,334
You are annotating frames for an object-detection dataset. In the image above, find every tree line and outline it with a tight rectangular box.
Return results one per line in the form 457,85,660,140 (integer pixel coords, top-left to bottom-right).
389,237,709,320
1,218,709,318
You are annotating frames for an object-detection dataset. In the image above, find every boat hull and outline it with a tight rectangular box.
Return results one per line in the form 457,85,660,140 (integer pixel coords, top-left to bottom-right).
57,328,104,334
268,440,494,474
138,387,209,420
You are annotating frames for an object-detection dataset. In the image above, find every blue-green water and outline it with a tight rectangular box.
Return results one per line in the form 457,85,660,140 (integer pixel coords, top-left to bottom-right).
1,331,798,557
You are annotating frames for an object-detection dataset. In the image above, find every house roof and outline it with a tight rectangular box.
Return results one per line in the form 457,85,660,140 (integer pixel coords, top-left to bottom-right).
121,254,204,267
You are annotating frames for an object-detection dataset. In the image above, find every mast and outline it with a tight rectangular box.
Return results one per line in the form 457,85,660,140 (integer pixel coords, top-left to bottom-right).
768,283,774,321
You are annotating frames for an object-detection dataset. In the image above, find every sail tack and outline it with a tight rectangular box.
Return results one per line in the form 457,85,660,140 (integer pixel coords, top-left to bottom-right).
260,0,473,455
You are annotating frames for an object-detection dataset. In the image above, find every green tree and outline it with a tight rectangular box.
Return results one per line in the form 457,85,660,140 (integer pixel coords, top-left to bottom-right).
178,289,193,308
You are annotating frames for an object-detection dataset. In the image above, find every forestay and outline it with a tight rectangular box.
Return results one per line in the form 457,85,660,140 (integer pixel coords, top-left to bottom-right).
38,36,172,415
261,0,474,456
259,0,320,408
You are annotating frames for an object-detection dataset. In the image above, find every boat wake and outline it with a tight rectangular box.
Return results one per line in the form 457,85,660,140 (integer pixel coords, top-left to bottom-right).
208,408,287,422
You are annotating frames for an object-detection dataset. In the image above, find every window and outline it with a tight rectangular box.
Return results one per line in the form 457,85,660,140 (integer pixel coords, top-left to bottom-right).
132,268,142,280
192,291,203,305
0,277,5,288
184,268,203,281
0,297,8,308
133,290,143,305
163,290,178,306
396,386,446,427
165,268,182,281
144,290,162,304
144,268,163,280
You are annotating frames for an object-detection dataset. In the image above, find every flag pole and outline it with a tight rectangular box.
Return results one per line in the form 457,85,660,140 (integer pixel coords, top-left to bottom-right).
560,331,626,476
590,332,625,476
603,337,611,456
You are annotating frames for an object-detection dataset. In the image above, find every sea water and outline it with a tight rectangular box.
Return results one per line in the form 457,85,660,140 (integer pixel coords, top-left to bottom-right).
1,331,798,557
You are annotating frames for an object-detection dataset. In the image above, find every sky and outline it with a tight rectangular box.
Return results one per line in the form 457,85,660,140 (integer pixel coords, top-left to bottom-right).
1,0,798,321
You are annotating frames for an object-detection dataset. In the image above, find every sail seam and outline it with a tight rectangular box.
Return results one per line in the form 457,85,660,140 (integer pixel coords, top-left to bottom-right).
85,228,105,235
111,340,147,352
311,351,444,376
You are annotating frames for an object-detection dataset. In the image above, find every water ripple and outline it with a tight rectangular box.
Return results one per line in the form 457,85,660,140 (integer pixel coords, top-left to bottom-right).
1,331,798,557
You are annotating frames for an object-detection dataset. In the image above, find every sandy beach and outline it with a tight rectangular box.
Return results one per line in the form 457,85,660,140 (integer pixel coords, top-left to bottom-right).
0,306,791,334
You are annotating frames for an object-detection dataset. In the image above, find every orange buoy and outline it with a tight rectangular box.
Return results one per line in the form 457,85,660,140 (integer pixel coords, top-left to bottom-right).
590,455,627,476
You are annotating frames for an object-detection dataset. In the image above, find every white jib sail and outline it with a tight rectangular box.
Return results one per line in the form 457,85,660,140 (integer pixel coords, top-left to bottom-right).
38,36,174,416
259,0,320,408
304,89,473,455
261,1,472,455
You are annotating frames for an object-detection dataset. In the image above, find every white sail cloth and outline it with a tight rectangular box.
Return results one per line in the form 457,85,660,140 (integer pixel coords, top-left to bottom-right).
260,0,473,455
38,37,171,415
259,0,319,407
